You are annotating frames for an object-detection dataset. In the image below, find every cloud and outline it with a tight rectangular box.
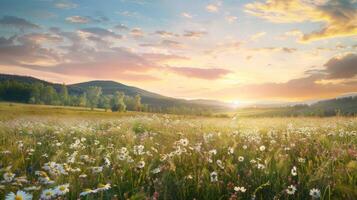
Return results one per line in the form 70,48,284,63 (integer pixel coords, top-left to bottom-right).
20,47,160,81
130,28,144,38
183,30,207,39
142,53,189,62
154,31,179,38
245,0,357,42
140,39,184,49
181,12,193,18
18,33,63,44
206,3,220,13
225,15,238,23
114,24,129,31
66,16,90,24
0,35,61,67
117,11,140,18
251,47,297,53
79,27,122,39
324,53,357,79
250,31,266,41
166,66,232,80
54,0,77,9
0,16,40,30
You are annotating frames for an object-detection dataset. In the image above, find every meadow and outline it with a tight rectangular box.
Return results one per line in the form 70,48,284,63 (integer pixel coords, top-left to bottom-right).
0,103,356,200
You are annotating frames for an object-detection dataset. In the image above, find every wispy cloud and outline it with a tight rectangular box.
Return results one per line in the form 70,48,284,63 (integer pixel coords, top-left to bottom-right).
206,2,221,13
166,66,232,80
0,16,40,30
181,12,193,19
245,0,357,42
66,16,90,24
54,0,77,9
183,30,207,39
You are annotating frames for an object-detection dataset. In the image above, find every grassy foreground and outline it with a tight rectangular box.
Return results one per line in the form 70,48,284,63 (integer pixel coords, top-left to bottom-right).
0,103,356,200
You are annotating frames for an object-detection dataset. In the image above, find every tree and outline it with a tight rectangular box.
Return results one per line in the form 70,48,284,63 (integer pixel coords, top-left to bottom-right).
59,83,69,105
79,93,87,107
30,82,43,104
135,94,142,112
98,95,111,112
110,92,126,112
86,86,102,110
124,96,135,111
41,85,56,105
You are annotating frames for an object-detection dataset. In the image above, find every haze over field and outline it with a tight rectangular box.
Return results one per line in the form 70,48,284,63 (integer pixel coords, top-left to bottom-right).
0,0,356,104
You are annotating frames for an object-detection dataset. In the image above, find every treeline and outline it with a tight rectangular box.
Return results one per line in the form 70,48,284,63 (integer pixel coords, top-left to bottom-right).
0,80,146,112
239,97,357,117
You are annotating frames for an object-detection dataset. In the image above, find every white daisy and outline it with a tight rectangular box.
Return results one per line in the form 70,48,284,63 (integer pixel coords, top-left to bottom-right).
309,188,321,199
137,161,145,169
210,171,218,182
95,183,111,192
40,189,56,200
291,166,297,176
234,186,247,193
3,172,15,182
286,185,297,195
5,190,32,200
55,183,69,195
259,145,266,151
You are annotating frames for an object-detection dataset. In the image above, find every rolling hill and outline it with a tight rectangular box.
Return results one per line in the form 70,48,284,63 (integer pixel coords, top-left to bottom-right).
0,74,232,111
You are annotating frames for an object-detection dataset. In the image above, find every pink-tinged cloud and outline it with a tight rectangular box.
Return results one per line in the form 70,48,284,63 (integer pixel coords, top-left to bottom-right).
166,66,232,80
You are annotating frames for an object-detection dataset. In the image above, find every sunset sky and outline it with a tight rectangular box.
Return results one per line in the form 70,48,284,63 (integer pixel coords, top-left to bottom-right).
0,0,356,103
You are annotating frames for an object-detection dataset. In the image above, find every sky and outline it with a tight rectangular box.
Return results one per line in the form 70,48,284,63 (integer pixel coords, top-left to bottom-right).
0,0,356,104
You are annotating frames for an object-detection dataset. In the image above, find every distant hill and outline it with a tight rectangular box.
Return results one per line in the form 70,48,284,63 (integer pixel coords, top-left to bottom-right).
237,96,357,117
0,74,232,111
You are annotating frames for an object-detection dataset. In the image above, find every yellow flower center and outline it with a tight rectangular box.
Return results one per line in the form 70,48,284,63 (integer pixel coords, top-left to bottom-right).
15,195,23,200
60,186,66,191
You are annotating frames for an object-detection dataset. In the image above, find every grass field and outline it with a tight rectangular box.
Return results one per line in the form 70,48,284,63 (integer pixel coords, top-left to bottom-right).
0,103,356,200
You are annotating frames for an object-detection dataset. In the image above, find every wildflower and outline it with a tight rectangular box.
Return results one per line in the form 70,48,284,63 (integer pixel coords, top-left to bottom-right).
3,172,15,182
298,157,306,163
55,183,69,195
286,185,297,195
228,147,234,155
137,161,145,169
210,171,218,182
41,189,56,199
104,157,111,167
79,174,87,178
243,145,248,150
5,190,32,200
257,163,265,169
151,167,161,174
259,145,266,151
180,138,189,146
309,188,321,199
238,156,244,162
118,154,126,161
209,149,217,155
186,175,193,180
291,166,297,176
134,145,145,155
92,166,103,174
234,186,247,193
95,183,111,192
80,189,95,196
217,160,225,169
